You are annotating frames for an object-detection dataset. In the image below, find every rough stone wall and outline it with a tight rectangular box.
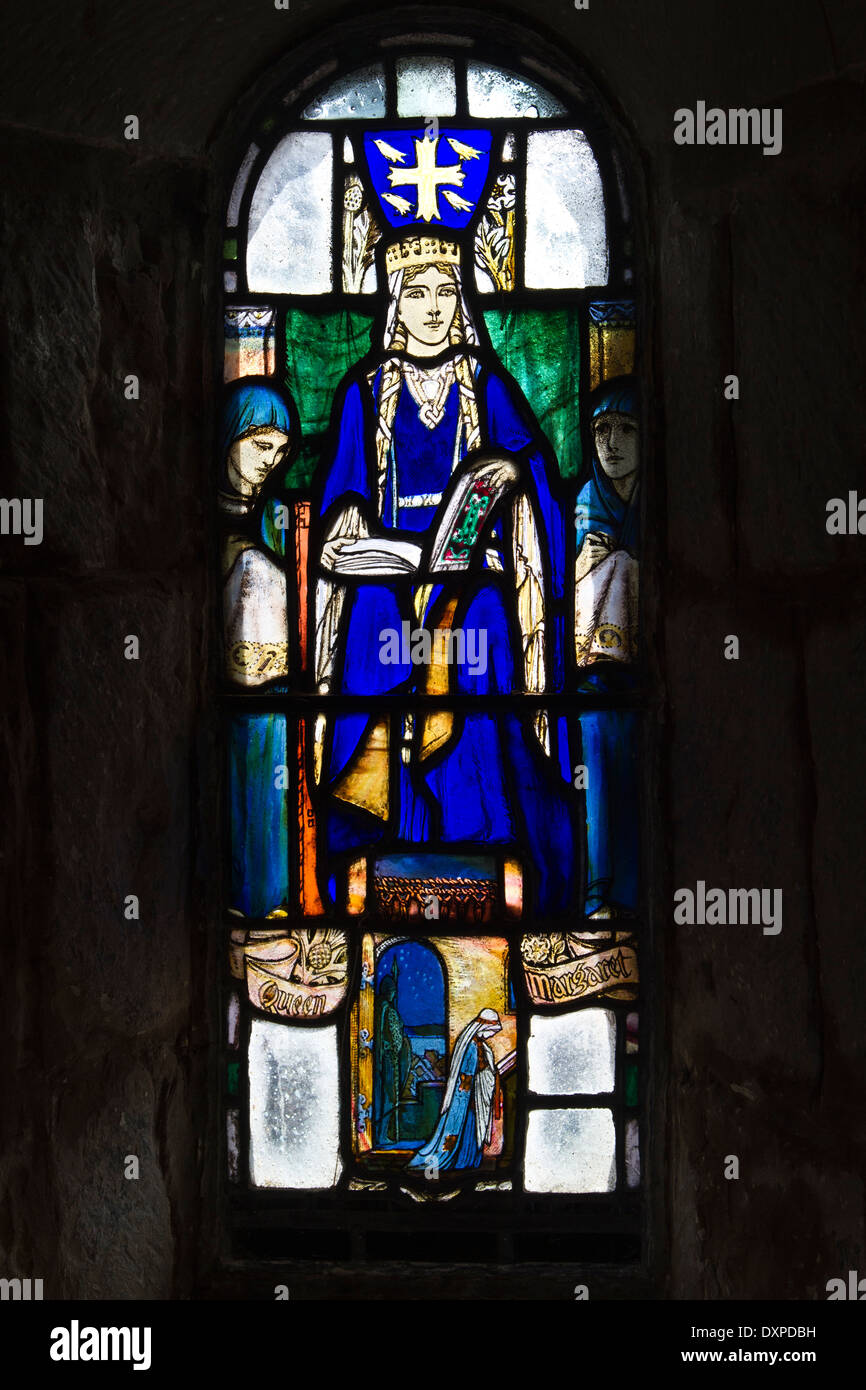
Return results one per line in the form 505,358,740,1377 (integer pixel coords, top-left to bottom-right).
0,0,864,1299
0,129,215,1298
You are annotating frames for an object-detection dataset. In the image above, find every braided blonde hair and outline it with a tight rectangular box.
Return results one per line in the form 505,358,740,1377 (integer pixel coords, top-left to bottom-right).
372,261,481,517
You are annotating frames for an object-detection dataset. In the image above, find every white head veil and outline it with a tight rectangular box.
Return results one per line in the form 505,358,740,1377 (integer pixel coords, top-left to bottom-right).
372,253,483,516
439,1008,502,1150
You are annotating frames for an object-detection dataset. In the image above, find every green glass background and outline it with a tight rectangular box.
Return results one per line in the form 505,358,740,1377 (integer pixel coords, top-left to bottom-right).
282,304,582,491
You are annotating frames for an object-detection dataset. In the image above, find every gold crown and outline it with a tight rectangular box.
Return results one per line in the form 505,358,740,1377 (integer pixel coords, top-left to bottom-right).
385,235,461,275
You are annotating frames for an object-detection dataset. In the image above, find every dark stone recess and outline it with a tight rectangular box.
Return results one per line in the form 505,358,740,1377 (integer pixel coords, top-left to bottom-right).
0,1,864,1301
0,137,208,578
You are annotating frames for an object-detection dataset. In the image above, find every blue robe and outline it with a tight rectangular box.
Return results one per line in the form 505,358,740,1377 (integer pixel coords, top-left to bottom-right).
574,459,639,914
315,361,579,916
406,1034,493,1172
229,716,289,918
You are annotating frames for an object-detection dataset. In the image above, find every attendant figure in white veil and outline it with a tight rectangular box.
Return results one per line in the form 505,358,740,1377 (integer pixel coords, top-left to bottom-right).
406,1009,502,1173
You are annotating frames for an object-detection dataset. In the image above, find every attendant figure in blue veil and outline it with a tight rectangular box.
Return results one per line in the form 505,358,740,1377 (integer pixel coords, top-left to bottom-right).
574,376,640,918
311,234,579,916
218,379,294,520
220,380,295,917
407,1009,502,1173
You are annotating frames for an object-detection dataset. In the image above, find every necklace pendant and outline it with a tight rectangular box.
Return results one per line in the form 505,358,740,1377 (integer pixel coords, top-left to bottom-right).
419,401,444,429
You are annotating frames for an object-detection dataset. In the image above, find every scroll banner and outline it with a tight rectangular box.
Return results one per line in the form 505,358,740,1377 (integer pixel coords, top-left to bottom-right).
246,958,345,1018
524,943,638,1005
235,931,348,1019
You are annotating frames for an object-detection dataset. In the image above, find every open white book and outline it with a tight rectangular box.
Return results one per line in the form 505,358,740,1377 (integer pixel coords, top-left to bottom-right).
329,453,520,577
496,1048,517,1077
328,537,422,575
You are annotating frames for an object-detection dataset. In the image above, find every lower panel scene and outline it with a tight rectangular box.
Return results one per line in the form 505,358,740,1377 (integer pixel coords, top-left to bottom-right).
228,924,641,1257
352,934,516,1179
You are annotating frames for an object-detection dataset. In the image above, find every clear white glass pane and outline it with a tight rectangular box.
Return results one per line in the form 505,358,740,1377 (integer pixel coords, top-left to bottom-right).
524,1108,616,1193
247,132,332,294
227,143,260,228
626,1117,640,1188
527,1009,615,1095
227,992,240,1049
249,1020,342,1188
525,129,608,289
343,136,354,163
502,133,516,162
223,270,237,293
467,62,566,119
396,56,457,117
303,64,386,120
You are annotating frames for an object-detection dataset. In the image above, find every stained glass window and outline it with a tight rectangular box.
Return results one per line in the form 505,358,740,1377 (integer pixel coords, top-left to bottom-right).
219,33,643,1262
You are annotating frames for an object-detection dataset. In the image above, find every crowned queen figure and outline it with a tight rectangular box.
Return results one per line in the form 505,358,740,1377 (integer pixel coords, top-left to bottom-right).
310,125,580,916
